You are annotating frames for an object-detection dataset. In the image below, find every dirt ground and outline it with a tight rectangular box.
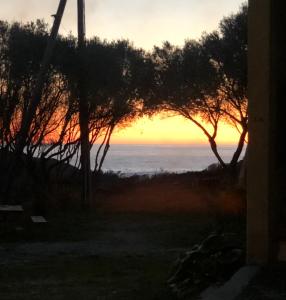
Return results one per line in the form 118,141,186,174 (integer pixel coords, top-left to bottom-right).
0,173,245,300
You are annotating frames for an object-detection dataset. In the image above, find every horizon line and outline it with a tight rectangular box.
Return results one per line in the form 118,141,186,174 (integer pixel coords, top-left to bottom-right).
94,142,241,146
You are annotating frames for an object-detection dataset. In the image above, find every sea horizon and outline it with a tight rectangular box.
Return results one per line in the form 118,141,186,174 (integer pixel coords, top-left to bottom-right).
95,142,239,146
92,143,246,175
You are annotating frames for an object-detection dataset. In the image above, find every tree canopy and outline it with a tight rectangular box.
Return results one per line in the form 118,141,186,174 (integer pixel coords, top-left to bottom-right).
0,3,248,188
146,3,248,168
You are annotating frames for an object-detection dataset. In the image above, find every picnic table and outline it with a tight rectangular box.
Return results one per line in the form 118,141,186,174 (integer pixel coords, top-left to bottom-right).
0,205,48,234
0,205,24,222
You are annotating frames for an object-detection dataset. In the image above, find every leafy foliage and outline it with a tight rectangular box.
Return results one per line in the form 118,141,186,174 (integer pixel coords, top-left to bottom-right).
0,3,248,194
146,4,248,168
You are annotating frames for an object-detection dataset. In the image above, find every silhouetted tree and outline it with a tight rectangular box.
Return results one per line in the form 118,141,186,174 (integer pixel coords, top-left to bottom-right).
77,39,152,173
148,4,248,169
202,3,248,168
150,41,227,166
0,2,248,197
0,20,150,187
0,21,81,187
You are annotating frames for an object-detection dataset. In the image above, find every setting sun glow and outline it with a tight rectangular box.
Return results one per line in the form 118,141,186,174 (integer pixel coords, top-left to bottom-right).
111,114,241,145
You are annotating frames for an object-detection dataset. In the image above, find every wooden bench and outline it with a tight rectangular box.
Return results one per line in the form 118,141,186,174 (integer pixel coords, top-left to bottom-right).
31,216,48,223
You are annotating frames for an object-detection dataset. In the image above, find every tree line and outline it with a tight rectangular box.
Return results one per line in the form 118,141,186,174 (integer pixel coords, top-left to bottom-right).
0,4,247,183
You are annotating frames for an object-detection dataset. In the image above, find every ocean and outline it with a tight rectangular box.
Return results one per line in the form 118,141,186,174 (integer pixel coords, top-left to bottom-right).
91,144,245,175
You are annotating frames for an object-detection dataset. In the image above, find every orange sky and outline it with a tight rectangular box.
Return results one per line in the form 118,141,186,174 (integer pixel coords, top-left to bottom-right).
111,114,241,145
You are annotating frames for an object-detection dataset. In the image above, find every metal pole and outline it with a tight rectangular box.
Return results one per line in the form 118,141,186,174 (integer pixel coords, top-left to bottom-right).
77,0,91,208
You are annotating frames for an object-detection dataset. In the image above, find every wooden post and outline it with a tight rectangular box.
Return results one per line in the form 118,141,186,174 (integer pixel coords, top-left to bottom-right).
77,0,91,208
247,0,271,264
247,0,285,264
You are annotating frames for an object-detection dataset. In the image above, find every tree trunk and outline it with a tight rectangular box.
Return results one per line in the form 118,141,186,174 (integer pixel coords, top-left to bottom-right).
209,137,227,168
238,145,248,189
229,126,247,168
97,125,114,173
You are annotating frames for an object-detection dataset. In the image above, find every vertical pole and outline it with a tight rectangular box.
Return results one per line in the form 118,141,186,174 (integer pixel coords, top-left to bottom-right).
77,0,91,208
77,0,86,46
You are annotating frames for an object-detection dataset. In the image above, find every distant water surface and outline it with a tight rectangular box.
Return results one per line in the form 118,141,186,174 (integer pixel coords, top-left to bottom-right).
91,144,245,175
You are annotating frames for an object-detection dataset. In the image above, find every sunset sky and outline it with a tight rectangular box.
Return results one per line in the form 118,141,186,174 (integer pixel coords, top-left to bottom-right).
1,0,245,145
111,114,242,145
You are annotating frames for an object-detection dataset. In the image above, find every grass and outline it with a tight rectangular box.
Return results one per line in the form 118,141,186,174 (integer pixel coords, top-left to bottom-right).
0,212,212,300
0,171,246,300
0,255,174,300
0,211,245,300
1,212,214,242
